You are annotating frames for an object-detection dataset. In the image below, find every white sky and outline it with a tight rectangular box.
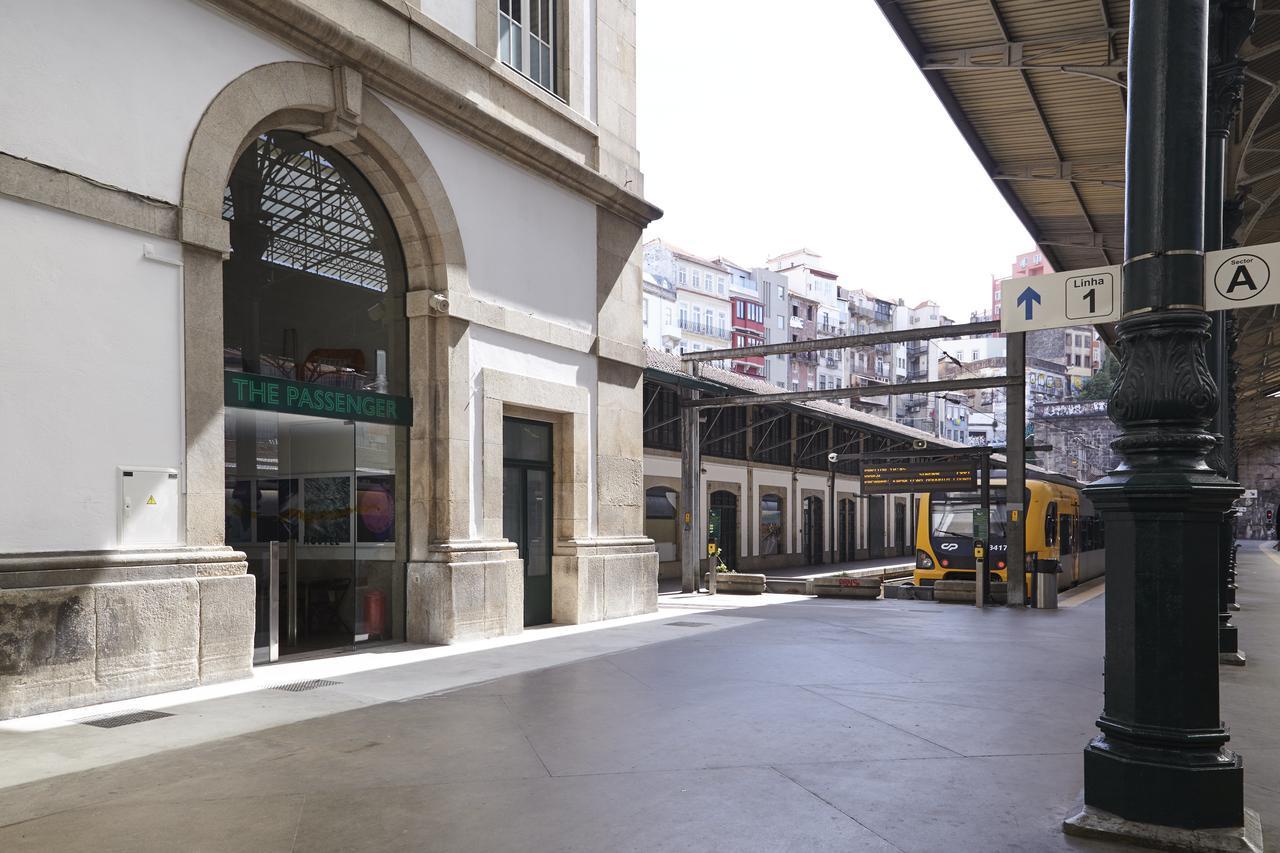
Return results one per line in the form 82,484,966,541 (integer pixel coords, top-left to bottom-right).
635,1,1035,321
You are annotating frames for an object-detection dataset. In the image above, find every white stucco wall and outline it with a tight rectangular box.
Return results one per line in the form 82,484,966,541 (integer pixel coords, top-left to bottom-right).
0,198,183,552
469,325,598,539
388,101,599,334
417,0,477,44
0,0,306,203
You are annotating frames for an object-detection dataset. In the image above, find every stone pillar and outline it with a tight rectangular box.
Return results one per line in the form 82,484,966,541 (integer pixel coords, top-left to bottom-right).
1064,2,1255,845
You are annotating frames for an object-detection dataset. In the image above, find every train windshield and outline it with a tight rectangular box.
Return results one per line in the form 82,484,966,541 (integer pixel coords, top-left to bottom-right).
930,489,1010,541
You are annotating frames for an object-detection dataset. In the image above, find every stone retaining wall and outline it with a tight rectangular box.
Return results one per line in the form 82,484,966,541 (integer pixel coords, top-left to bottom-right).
0,546,252,719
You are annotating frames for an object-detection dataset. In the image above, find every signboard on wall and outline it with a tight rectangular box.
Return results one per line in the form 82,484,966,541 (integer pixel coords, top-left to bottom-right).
224,371,413,426
861,462,978,494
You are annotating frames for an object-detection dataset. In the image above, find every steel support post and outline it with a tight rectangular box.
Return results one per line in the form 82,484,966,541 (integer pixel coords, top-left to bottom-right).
679,378,701,594
828,460,836,565
1005,332,1027,607
1066,0,1249,837
978,455,991,608
1207,0,1253,666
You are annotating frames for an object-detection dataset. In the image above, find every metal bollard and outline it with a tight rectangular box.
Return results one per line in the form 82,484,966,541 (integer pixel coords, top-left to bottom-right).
1034,570,1058,609
1029,552,1058,610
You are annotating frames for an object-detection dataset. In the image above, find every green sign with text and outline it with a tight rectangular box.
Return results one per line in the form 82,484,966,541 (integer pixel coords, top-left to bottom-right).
224,372,412,426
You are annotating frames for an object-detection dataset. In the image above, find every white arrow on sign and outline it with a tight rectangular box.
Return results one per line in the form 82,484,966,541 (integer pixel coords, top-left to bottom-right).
1204,242,1280,311
999,264,1123,333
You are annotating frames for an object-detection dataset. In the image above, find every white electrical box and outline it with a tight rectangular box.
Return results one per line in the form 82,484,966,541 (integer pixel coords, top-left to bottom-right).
119,467,180,547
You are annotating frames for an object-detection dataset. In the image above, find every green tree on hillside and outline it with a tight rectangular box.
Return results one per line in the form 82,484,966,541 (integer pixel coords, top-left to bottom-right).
1078,348,1119,401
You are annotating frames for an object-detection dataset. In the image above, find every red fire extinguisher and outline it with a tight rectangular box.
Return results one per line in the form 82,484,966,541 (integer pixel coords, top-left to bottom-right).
362,589,386,641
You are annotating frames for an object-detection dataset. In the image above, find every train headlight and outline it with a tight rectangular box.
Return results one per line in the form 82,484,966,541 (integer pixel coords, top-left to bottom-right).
916,550,933,569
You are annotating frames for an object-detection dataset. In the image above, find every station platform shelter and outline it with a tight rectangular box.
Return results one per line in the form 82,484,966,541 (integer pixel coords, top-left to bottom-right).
642,348,976,582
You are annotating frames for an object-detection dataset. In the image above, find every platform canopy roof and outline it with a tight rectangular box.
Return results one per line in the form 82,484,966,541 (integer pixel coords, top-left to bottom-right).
879,0,1280,450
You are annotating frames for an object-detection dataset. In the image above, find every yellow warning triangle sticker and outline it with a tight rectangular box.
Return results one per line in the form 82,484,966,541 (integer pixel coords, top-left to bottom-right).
146,495,157,506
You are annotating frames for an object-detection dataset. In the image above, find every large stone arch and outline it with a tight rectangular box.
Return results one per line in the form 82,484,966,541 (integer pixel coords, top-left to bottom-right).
178,60,469,555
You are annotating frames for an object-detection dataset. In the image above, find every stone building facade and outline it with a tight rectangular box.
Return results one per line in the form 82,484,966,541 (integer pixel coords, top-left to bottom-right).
0,0,660,718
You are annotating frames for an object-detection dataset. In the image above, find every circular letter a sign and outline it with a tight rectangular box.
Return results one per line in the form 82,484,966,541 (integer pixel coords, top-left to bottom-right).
1214,254,1270,302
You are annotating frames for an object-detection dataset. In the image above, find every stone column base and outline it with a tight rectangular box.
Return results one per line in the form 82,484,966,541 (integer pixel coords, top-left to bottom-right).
0,546,253,720
1064,804,1263,853
552,538,657,625
407,541,522,645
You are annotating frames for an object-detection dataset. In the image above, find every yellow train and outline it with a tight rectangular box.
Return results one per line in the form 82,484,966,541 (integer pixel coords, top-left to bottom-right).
913,474,1105,594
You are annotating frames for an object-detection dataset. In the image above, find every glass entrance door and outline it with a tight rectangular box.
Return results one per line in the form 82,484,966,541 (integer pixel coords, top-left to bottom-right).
226,406,406,661
228,405,412,657
502,418,553,627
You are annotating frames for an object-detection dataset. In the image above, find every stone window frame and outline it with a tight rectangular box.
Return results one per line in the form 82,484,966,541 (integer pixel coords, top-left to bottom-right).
477,0,581,113
479,368,590,548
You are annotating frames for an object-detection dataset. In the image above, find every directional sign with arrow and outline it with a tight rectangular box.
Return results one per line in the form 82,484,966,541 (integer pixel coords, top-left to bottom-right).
1000,264,1123,333
1016,286,1042,321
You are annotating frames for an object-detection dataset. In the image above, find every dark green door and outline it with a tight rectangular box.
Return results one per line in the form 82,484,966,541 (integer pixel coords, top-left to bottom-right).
708,490,738,571
803,496,824,564
503,418,553,626
838,498,856,562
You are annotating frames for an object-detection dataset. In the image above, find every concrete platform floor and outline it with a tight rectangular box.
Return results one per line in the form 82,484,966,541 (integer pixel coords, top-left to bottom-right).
1,546,1278,852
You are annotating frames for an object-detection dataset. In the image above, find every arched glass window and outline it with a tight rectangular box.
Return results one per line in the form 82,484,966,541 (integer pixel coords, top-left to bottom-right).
645,486,679,562
223,130,407,395
222,130,410,654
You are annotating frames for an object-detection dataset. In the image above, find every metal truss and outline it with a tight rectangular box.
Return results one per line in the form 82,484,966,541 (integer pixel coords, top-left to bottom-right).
921,28,1127,88
680,320,1000,363
993,159,1124,190
683,376,1021,412
223,133,388,291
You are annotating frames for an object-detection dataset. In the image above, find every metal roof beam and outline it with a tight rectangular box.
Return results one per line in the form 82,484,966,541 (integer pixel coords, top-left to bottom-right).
921,27,1123,67
921,30,1127,88
683,376,1021,411
1036,232,1124,251
680,320,1000,363
993,159,1124,189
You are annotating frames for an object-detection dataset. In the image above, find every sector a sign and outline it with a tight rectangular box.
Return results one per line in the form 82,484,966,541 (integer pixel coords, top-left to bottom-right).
1205,245,1273,311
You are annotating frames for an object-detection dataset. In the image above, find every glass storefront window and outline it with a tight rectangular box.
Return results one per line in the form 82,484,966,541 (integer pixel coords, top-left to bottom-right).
222,130,409,656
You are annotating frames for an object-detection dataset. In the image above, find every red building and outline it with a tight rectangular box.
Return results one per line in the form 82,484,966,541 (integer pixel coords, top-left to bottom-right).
991,249,1052,319
730,294,766,377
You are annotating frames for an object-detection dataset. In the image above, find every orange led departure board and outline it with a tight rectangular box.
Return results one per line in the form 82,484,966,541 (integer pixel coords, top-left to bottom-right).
860,462,978,494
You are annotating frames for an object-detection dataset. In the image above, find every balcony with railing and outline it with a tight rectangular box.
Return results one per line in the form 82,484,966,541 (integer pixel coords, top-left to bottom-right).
678,318,730,340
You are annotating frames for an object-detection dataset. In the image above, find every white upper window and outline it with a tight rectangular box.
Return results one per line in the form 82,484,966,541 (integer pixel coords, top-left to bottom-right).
500,0,557,93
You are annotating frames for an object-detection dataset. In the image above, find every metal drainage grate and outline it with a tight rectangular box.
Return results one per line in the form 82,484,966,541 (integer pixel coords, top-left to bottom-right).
80,709,174,729
667,621,711,628
271,679,342,693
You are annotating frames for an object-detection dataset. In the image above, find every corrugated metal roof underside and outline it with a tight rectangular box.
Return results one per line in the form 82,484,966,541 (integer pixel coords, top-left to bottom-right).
881,0,1280,451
